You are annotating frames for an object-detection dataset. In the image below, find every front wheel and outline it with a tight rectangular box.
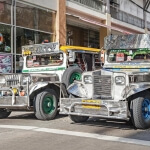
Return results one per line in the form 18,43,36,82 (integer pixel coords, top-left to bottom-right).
35,89,58,120
0,109,11,119
62,67,83,88
69,115,89,123
130,93,150,129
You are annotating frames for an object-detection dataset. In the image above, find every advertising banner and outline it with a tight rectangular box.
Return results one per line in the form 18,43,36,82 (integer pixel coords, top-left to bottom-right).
0,53,12,73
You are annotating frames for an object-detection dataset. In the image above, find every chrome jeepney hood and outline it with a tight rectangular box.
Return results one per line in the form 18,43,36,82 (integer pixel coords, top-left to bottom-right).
0,73,59,87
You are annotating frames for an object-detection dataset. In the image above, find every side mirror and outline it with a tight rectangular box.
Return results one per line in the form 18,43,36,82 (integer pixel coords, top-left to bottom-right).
68,51,76,62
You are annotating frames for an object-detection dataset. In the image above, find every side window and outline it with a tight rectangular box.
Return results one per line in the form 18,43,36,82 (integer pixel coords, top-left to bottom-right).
84,54,93,71
94,54,101,70
74,53,85,71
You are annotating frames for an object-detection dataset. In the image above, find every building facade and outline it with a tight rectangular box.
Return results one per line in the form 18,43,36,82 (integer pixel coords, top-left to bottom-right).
0,0,57,73
65,0,150,48
0,0,150,73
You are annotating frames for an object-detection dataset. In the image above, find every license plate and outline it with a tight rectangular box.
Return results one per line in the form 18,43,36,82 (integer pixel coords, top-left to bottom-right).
82,100,101,109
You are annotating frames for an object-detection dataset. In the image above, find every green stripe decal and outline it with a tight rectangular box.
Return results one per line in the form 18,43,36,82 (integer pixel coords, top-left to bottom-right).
22,67,66,73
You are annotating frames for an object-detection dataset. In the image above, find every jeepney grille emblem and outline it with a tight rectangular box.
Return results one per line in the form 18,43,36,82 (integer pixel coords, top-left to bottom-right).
93,75,111,98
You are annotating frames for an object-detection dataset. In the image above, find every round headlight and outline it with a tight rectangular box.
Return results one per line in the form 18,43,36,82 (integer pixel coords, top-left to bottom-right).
115,76,125,85
84,75,92,84
0,76,5,85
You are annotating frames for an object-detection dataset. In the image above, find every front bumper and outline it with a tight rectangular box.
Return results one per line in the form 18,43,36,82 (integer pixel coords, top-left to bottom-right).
0,87,29,110
60,98,129,120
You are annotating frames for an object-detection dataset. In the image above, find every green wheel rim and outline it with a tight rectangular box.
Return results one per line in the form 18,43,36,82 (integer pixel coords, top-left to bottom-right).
42,95,55,114
69,72,81,84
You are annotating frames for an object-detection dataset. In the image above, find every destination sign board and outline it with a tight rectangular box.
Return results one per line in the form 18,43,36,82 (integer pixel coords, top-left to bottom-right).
22,42,59,55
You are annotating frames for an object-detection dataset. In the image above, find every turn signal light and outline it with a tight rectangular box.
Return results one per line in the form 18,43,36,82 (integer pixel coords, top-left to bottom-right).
19,91,25,96
12,88,18,95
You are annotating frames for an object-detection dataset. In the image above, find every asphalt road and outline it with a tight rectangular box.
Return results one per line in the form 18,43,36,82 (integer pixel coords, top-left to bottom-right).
0,112,150,150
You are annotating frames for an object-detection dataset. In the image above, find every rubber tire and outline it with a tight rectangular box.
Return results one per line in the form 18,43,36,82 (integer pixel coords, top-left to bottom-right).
69,115,89,123
62,66,83,88
130,92,150,129
0,109,11,119
35,89,58,120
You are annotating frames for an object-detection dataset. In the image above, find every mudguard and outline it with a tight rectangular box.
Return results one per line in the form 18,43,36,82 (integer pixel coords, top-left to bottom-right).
122,83,150,99
29,82,48,95
67,81,88,98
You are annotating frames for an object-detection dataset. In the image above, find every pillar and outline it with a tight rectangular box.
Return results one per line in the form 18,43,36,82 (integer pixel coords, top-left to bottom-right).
143,0,148,33
100,13,111,48
56,0,66,45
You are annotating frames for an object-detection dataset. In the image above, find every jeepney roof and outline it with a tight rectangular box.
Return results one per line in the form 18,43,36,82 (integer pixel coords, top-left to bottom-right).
22,43,100,56
60,46,100,53
104,34,150,50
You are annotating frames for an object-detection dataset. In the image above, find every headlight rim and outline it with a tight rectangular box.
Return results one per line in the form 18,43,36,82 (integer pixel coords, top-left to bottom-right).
115,76,125,85
84,75,93,84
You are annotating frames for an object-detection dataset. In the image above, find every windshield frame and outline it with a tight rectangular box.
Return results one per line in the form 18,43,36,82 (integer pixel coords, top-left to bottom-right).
26,52,64,68
107,48,150,63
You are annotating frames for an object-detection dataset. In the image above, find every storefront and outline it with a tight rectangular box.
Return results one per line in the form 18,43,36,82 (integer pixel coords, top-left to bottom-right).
66,11,100,49
67,25,99,48
0,0,57,73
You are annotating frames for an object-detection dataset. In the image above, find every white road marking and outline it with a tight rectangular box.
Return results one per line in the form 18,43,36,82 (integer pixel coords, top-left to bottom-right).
0,125,149,147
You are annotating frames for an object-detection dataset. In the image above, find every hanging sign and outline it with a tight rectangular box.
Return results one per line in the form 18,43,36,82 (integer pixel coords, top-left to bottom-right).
116,53,124,62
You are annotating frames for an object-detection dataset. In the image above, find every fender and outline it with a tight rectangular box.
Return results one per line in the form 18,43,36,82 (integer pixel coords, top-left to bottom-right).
29,82,48,95
67,81,88,98
122,83,150,99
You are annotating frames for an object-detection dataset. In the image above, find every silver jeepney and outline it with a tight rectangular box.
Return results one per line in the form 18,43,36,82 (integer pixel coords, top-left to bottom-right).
60,34,150,129
0,73,59,109
0,42,101,120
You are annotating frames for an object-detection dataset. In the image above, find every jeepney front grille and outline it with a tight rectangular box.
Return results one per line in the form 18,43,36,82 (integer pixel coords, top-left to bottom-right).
93,75,112,98
5,74,20,86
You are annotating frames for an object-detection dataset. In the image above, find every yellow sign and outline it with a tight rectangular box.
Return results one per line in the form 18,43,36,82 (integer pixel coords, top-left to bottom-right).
82,100,101,109
23,50,32,56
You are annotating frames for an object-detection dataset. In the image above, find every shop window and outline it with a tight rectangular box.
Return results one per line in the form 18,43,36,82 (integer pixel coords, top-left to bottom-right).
38,9,53,32
88,30,99,48
16,2,53,32
0,0,11,24
0,24,11,53
16,27,51,54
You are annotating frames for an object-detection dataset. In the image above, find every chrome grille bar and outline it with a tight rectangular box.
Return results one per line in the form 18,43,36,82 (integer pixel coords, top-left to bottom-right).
5,74,20,86
93,75,112,97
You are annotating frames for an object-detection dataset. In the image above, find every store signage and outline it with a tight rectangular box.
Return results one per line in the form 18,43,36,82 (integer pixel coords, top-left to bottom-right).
22,42,59,55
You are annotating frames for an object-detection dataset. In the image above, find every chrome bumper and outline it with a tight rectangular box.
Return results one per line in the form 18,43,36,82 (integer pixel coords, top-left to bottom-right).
0,87,29,110
60,98,129,120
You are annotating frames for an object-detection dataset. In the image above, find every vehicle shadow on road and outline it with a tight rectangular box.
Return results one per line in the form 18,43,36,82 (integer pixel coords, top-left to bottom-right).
71,117,136,130
8,112,37,120
8,112,67,120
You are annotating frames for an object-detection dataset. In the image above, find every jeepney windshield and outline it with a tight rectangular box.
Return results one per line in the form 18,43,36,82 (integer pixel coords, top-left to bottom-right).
108,49,150,63
26,53,63,68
